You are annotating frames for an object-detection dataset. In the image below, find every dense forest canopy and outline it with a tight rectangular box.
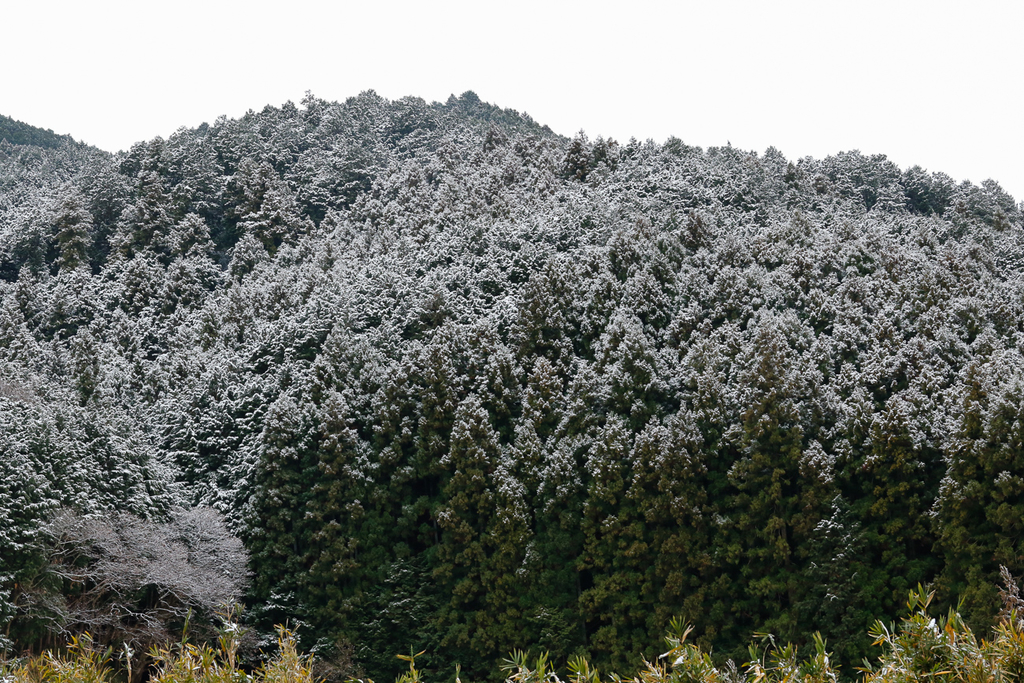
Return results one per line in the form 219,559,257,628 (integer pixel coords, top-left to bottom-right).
1,90,1023,681
0,114,78,150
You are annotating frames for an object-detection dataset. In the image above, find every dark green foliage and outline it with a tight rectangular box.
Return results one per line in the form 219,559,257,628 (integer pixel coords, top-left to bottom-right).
0,114,75,149
937,361,1024,629
245,396,319,635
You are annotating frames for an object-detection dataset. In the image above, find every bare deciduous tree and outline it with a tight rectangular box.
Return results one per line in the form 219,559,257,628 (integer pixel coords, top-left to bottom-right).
34,507,248,659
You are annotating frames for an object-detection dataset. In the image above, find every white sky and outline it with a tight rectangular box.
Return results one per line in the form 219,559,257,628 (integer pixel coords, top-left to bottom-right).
3,0,1022,202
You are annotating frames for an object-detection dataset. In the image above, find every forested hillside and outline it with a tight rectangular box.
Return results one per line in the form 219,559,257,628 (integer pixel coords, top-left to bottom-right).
1,90,1023,681
0,114,77,150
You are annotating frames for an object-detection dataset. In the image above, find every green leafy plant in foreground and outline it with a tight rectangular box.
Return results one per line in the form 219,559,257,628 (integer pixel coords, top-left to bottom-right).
501,585,1024,683
0,624,314,683
859,585,1024,683
3,633,113,683
6,582,1024,683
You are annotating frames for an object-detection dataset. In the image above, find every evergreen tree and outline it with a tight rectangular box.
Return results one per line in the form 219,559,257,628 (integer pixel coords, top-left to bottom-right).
245,396,317,636
579,414,647,671
938,359,1024,629
53,190,92,273
304,391,370,637
433,393,504,673
625,412,714,650
718,315,834,650
855,395,941,626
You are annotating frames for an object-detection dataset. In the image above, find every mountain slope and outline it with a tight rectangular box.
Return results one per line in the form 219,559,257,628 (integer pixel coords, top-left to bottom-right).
0,113,78,149
1,91,1022,679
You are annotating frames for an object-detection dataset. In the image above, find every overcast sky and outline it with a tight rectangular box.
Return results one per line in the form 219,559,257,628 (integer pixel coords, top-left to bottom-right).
3,0,1022,202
